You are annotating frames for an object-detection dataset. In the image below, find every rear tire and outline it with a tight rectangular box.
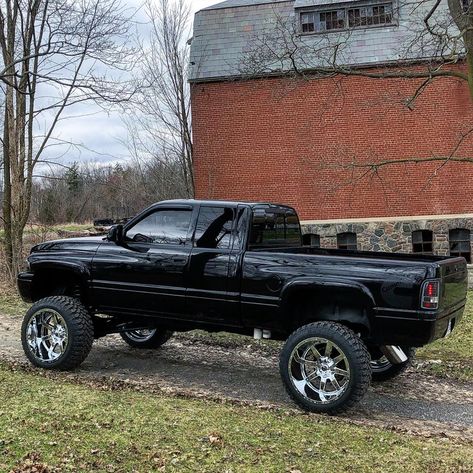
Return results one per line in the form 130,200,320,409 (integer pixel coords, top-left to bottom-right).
279,322,371,415
21,296,94,371
120,329,173,349
370,346,415,382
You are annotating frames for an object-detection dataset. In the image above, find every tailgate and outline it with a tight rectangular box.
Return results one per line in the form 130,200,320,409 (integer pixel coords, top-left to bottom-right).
437,257,468,311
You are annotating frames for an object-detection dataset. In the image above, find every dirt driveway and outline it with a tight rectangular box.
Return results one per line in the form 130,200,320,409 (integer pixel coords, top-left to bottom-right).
1,311,473,440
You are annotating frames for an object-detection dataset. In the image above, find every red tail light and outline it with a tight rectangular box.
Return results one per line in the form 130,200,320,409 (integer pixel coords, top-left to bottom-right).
421,280,440,309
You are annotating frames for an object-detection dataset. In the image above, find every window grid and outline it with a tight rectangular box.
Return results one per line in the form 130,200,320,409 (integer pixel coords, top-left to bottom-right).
449,229,471,263
302,233,321,247
300,2,394,34
412,230,433,255
320,10,345,31
337,232,357,250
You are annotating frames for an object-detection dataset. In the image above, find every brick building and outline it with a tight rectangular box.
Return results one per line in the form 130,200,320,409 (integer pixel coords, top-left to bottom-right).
189,0,473,269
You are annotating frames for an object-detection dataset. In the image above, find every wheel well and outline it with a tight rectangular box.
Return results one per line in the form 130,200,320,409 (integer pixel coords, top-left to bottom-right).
31,269,86,303
283,287,372,337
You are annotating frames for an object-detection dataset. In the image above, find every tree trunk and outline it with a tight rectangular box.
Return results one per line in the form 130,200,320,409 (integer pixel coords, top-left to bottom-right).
2,109,27,278
465,32,473,101
2,94,13,276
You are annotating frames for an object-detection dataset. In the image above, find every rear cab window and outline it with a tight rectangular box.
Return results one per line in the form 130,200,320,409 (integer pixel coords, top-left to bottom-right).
249,206,302,249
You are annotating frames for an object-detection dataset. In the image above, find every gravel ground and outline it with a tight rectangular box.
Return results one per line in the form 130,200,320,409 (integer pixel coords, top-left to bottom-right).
2,311,473,440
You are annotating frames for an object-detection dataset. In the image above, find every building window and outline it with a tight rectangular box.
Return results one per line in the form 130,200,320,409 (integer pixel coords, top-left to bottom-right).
301,12,316,33
300,1,394,34
449,229,471,262
348,4,393,27
302,233,321,247
320,10,346,31
412,230,433,255
337,232,357,250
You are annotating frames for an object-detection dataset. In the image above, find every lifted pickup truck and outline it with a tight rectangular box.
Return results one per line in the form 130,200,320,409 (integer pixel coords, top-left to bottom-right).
18,200,468,414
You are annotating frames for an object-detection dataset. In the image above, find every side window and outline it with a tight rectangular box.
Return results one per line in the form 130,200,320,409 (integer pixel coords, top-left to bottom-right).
337,232,357,250
125,209,192,245
194,206,235,249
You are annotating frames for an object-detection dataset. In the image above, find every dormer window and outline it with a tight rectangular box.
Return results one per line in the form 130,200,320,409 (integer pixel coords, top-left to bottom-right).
300,1,394,34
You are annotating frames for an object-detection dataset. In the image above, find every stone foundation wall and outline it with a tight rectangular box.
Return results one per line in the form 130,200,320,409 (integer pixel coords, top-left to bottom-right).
301,216,473,287
469,265,473,289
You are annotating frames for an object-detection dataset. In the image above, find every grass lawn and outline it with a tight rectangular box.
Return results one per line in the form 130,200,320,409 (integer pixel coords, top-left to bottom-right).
0,223,94,241
0,365,472,473
51,223,94,232
0,293,29,318
417,293,473,381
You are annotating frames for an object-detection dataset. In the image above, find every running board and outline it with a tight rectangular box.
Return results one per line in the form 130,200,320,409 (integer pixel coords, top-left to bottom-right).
380,345,408,364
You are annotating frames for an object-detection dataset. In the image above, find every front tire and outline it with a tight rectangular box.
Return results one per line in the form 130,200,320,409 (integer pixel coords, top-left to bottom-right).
21,296,94,371
279,322,371,415
120,329,173,349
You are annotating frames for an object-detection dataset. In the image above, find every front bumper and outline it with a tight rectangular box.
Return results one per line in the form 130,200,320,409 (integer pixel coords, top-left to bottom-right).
371,300,465,347
17,271,34,303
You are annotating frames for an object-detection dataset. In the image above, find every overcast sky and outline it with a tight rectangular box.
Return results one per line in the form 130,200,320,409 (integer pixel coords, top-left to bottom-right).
45,0,219,170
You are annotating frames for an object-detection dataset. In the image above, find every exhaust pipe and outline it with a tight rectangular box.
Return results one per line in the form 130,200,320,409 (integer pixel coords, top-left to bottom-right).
254,328,271,340
380,345,408,364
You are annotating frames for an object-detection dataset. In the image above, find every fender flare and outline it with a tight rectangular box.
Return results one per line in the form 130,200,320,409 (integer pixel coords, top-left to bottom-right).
279,277,376,327
29,260,91,300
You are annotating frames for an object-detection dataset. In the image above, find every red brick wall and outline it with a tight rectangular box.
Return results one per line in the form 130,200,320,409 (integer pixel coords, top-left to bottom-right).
191,70,473,221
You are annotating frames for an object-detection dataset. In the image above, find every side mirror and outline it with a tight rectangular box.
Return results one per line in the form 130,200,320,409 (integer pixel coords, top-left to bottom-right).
107,224,124,244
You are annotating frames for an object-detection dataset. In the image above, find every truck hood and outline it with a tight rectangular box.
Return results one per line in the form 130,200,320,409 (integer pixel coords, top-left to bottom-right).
31,236,105,253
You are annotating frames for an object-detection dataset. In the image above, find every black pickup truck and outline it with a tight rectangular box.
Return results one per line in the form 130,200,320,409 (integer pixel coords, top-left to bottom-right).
18,200,468,414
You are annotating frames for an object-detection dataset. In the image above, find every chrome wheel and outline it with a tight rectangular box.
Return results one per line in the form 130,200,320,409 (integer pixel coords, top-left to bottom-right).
288,337,351,404
124,329,157,342
25,309,69,363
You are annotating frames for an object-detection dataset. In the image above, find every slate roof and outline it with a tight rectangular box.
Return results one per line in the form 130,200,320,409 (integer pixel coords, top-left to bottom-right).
189,0,451,82
201,0,289,10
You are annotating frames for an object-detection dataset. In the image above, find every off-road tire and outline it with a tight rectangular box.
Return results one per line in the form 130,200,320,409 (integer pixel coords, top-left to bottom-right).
21,296,94,371
120,329,173,349
279,321,372,415
370,346,415,382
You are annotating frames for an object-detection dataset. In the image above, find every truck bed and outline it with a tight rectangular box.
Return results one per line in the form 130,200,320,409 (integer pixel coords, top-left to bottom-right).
248,245,468,314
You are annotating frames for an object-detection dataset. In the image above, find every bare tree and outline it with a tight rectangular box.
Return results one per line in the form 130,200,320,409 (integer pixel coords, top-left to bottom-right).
30,159,188,224
448,0,473,97
0,0,136,277
124,0,194,198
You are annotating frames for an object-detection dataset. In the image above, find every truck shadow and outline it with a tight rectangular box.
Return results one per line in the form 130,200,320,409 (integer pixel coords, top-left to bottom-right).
81,336,473,430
